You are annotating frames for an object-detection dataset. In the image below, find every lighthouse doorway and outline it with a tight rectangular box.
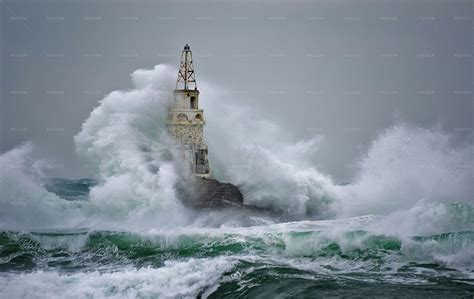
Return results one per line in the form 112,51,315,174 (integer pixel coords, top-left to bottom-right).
190,96,197,109
195,149,209,174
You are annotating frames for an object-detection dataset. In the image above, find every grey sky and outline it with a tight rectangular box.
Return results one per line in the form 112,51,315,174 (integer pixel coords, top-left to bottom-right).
1,0,472,181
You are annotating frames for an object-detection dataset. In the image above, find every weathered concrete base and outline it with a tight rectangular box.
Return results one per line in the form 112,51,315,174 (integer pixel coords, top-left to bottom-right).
177,177,244,209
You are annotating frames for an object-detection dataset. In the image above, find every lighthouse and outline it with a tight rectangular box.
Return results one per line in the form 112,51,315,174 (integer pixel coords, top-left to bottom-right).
168,44,210,178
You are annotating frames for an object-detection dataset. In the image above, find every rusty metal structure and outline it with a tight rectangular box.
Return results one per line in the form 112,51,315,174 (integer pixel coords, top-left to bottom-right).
176,44,197,90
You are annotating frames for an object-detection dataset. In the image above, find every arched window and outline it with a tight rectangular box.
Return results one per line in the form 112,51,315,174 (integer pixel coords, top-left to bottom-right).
177,113,188,121
195,114,202,121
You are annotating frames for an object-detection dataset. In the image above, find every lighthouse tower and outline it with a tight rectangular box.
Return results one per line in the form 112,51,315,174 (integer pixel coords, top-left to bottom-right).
168,44,210,178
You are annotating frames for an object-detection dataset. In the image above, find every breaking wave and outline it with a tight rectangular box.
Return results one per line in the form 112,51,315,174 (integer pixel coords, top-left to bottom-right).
0,64,473,297
199,83,473,221
201,83,336,216
0,64,472,231
335,124,473,218
0,142,88,230
74,64,188,228
0,212,473,297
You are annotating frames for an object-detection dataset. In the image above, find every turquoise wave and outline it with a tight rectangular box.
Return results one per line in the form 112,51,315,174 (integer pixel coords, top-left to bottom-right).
1,228,472,272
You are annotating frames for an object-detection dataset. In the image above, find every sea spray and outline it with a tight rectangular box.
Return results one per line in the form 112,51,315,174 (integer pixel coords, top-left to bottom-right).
0,65,191,231
199,82,473,221
334,124,473,218
0,143,88,231
76,65,341,219
201,82,337,217
1,63,473,297
1,64,472,231
1,65,473,229
74,64,189,228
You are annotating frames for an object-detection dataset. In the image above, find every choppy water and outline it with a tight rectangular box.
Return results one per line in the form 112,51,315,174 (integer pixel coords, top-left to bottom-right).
0,179,473,298
1,65,473,298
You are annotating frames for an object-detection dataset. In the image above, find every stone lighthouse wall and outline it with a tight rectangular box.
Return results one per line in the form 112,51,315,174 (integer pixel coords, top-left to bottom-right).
168,124,204,146
167,112,210,176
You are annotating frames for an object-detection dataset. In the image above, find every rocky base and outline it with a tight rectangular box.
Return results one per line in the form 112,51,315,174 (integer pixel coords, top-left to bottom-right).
177,177,244,209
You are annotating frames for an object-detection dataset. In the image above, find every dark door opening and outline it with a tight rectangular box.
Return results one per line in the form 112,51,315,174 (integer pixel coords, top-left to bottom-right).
195,149,209,174
190,96,197,109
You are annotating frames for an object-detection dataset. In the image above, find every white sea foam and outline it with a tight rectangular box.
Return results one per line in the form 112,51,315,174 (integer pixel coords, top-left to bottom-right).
0,143,88,230
334,125,473,218
0,257,236,299
1,64,473,298
198,82,473,220
200,83,337,216
74,64,189,229
0,64,472,236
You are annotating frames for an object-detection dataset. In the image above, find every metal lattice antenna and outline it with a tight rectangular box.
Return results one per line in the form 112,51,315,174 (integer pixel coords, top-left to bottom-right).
176,44,197,90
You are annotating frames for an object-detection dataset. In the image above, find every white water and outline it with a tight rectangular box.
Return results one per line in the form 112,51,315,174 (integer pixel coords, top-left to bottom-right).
201,83,336,216
0,257,236,299
74,64,188,229
335,125,473,218
0,64,472,238
0,142,88,230
0,216,472,298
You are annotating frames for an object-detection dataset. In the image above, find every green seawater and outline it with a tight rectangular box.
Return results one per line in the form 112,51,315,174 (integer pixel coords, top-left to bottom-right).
0,228,473,298
0,179,473,298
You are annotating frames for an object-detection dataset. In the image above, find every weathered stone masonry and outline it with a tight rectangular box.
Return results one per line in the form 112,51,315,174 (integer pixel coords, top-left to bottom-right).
168,44,244,209
168,44,210,178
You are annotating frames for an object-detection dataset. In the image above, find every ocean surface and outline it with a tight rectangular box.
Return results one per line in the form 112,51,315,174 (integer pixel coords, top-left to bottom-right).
1,65,473,298
0,178,473,298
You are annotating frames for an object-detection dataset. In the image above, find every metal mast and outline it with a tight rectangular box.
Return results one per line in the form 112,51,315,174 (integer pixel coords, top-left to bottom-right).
176,44,197,90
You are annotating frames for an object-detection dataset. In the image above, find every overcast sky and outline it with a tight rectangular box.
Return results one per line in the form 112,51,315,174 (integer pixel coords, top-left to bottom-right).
1,0,472,181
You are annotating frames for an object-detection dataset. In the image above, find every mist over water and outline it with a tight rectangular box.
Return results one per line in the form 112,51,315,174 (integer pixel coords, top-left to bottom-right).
74,64,189,229
0,65,473,297
200,81,473,230
201,83,336,217
336,125,473,217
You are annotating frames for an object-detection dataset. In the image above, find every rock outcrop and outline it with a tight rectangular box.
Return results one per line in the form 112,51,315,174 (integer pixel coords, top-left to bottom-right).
177,177,244,209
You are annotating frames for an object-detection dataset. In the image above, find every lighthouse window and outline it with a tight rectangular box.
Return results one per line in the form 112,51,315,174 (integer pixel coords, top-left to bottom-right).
190,96,197,109
177,113,188,121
